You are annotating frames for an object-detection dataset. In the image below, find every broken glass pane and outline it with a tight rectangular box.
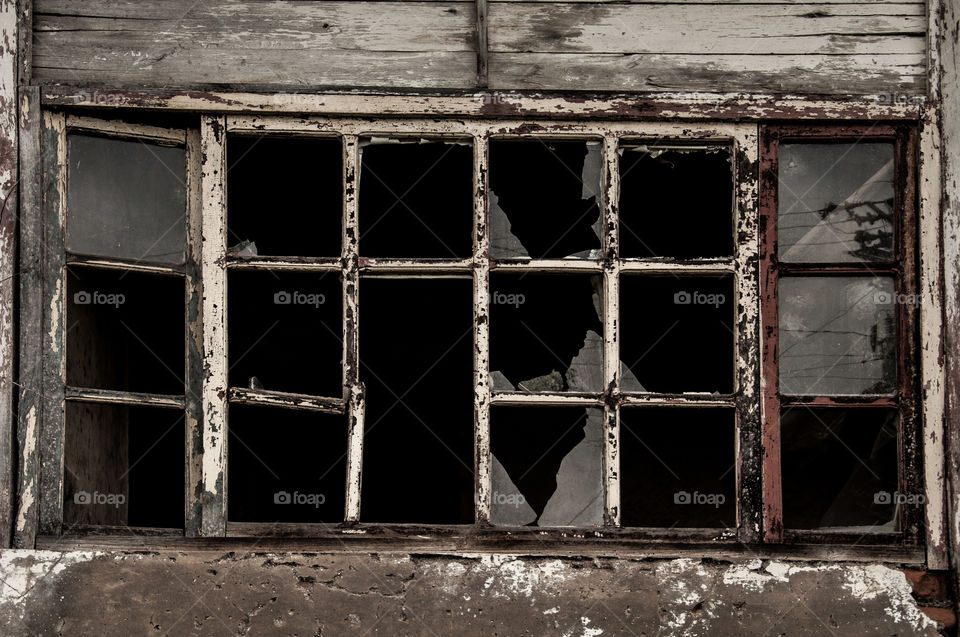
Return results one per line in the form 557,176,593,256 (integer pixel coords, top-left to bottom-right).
360,278,474,523
779,276,897,395
781,407,899,531
67,133,186,265
358,138,473,258
619,276,734,393
491,407,604,527
490,274,604,393
64,403,184,528
620,408,735,528
227,135,343,258
619,145,733,259
488,140,602,260
228,271,342,396
228,406,347,523
66,267,185,395
779,143,895,263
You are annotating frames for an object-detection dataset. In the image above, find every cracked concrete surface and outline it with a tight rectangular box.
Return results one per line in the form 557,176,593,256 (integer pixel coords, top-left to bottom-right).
0,550,946,636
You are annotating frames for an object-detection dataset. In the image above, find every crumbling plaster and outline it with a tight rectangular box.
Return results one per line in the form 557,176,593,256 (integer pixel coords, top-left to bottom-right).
0,550,944,635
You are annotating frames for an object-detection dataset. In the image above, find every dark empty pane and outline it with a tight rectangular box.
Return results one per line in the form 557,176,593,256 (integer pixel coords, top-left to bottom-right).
490,274,603,393
227,135,342,257
779,143,895,263
360,279,474,523
64,403,183,528
619,146,733,259
620,276,733,393
228,271,342,396
228,406,347,523
781,407,899,530
779,276,896,395
621,408,735,528
67,134,186,264
358,139,472,258
66,267,184,395
491,407,603,527
488,140,602,259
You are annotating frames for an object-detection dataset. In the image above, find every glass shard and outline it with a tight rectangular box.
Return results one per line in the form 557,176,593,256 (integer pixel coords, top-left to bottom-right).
488,140,602,260
67,134,186,264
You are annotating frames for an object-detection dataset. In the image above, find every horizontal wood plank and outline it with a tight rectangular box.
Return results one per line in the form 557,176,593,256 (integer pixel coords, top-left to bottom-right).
489,52,926,93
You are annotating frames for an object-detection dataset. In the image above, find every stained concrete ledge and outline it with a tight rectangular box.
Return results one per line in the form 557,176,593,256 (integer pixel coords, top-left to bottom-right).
0,550,945,636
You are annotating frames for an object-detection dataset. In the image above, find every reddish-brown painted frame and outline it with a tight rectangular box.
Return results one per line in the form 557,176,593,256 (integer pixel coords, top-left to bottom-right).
760,123,921,545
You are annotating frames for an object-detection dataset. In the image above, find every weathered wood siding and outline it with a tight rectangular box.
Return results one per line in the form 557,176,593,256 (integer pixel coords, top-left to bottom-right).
32,0,926,94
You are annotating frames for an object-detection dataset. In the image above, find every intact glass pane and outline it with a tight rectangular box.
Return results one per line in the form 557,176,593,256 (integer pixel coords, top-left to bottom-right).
779,276,897,395
778,143,895,263
67,134,186,265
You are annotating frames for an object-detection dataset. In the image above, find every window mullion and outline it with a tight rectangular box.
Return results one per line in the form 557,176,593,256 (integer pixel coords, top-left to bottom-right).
343,134,364,524
185,127,204,537
199,115,228,537
602,133,621,527
474,134,491,524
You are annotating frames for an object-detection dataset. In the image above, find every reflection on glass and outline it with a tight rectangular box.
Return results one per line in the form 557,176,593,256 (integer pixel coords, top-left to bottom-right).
781,407,899,531
778,143,895,263
67,134,186,264
779,277,896,395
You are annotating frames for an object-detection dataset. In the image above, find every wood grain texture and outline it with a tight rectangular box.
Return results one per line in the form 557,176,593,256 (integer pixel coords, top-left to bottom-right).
31,0,925,94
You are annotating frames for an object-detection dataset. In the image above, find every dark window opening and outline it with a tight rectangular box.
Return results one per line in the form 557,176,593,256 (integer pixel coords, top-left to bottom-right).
227,135,343,258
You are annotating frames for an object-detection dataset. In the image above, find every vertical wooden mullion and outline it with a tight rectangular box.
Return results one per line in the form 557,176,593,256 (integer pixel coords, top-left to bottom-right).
601,133,620,527
473,134,491,524
343,135,363,523
184,128,204,536
199,115,228,536
735,127,763,542
759,126,784,542
37,111,66,536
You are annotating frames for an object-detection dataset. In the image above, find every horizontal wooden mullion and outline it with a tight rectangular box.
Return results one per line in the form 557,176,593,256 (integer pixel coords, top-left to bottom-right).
228,387,347,414
226,256,342,272
66,256,185,276
779,395,899,408
65,387,186,409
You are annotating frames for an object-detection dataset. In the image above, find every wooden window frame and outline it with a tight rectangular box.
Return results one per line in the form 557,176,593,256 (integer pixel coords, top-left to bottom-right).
759,123,922,547
17,96,940,565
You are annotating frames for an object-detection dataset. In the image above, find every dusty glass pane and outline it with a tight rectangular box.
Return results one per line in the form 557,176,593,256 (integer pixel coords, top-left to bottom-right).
620,275,734,393
228,271,342,397
228,406,347,523
778,143,895,263
620,408,735,528
488,140,602,260
781,407,899,531
491,407,604,527
227,135,342,257
358,139,473,258
618,145,734,259
360,279,474,524
779,276,897,395
67,134,186,264
66,267,185,395
64,404,183,528
490,274,604,393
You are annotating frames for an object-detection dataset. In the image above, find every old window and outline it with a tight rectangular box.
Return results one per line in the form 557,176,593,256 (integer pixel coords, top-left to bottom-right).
34,112,923,555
